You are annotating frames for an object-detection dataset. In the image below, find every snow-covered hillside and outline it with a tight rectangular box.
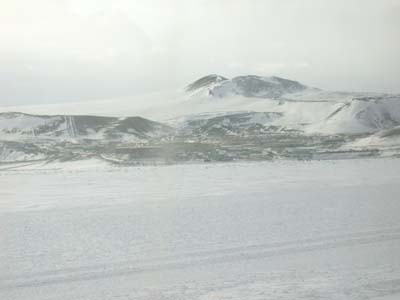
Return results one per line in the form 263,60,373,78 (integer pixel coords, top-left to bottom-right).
1,74,399,135
342,125,400,154
188,74,309,98
308,96,400,134
168,111,283,136
0,74,400,164
0,112,171,141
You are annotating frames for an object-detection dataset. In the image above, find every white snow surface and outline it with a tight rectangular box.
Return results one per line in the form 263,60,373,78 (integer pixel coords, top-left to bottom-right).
1,159,400,300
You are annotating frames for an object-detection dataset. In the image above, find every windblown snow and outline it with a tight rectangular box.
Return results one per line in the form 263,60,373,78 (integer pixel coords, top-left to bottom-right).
1,159,400,300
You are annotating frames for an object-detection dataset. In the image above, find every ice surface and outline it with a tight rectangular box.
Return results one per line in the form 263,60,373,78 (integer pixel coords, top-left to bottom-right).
1,159,400,299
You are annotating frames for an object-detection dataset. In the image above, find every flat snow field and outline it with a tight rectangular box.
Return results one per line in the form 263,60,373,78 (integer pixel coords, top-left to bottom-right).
1,159,400,300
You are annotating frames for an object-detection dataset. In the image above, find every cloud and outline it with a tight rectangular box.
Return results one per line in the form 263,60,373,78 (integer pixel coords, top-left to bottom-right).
0,0,399,105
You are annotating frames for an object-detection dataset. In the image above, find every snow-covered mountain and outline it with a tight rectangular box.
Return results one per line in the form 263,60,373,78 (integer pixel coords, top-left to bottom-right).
308,95,400,134
1,74,399,137
1,74,400,165
187,74,309,98
186,74,228,92
0,112,171,141
343,125,400,153
183,75,400,134
168,111,283,136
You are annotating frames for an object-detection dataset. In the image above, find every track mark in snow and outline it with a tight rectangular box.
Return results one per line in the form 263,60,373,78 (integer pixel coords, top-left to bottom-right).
326,102,351,120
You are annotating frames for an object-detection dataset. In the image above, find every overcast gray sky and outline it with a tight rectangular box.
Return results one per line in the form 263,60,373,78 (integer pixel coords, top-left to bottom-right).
1,0,400,105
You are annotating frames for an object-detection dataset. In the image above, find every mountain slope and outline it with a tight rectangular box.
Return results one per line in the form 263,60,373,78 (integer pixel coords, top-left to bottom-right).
0,112,172,141
1,74,398,136
1,74,400,164
186,74,228,92
186,74,309,98
172,111,283,136
307,95,400,134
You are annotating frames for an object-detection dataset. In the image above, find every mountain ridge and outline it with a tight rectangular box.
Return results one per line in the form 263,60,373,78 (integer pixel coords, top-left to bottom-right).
1,74,400,165
186,74,309,98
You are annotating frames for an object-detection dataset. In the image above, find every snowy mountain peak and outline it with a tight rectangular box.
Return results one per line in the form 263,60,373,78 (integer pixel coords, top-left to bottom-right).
186,74,228,92
187,74,309,99
231,75,307,97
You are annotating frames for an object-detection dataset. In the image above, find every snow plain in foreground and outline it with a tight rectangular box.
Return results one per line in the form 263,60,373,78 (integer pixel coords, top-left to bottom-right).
1,159,400,300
